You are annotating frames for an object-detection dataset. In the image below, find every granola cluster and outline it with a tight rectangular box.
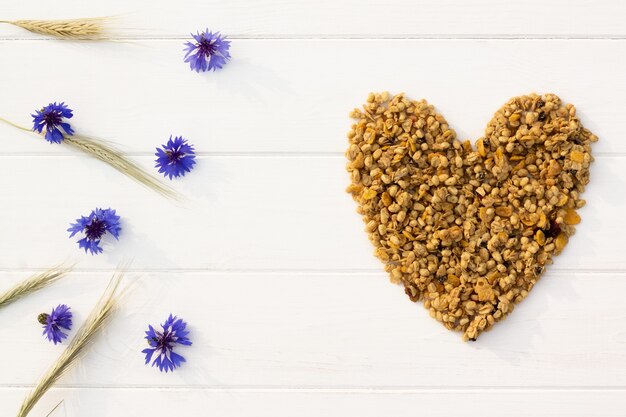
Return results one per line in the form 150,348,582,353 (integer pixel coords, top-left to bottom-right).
346,92,597,340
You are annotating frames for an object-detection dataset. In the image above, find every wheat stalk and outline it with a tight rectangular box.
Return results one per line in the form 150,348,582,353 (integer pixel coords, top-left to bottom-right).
64,135,178,199
0,265,72,309
16,268,128,417
0,116,31,133
0,117,178,200
1,17,110,40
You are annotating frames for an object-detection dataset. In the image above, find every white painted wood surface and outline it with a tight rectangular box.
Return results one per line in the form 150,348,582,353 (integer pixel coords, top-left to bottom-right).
1,1,625,416
1,0,626,38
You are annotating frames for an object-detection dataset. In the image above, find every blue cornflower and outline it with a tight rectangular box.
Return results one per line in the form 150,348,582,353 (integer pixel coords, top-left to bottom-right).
67,208,121,255
142,314,192,373
184,29,231,72
155,136,197,179
38,304,73,344
31,102,74,144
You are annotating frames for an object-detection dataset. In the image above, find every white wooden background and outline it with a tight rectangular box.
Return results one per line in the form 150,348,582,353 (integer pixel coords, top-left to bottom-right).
1,1,626,416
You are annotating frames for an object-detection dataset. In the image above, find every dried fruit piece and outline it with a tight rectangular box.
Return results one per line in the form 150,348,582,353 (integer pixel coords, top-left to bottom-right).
545,220,562,239
508,113,521,123
570,150,585,163
447,274,460,286
476,138,486,157
495,206,512,217
564,209,581,225
362,188,376,200
381,192,392,206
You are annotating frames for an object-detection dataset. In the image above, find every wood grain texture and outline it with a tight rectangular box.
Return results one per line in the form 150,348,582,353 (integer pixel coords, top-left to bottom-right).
1,271,625,389
0,39,622,154
1,388,625,417
0,0,625,38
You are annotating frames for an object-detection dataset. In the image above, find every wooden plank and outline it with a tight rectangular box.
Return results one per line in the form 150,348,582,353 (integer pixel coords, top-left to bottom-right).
1,1,625,38
0,155,620,271
1,387,624,417
1,271,625,388
2,2,625,415
0,40,621,154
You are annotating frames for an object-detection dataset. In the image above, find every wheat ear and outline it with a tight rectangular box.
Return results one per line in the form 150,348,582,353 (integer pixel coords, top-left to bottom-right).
0,117,178,200
16,269,127,417
0,265,72,309
1,17,110,40
64,135,178,200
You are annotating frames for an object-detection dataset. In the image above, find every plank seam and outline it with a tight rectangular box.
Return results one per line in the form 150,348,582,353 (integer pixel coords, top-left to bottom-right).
0,152,623,158
2,385,626,391
4,35,626,41
0,268,624,275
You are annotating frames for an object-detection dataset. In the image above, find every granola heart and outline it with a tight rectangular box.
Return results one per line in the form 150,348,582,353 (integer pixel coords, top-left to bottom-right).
346,92,597,341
